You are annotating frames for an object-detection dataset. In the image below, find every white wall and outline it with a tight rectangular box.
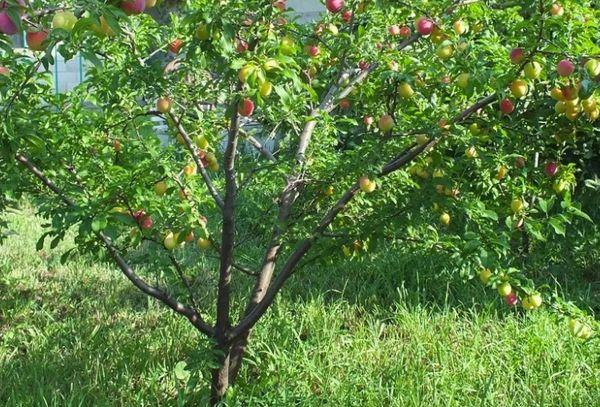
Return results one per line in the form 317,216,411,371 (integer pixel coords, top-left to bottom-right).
288,0,324,22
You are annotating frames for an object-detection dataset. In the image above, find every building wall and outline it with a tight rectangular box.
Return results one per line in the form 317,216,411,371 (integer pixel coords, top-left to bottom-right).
289,0,325,22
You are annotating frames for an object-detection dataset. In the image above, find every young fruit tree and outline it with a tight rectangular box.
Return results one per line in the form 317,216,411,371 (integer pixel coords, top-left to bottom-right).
1,0,598,403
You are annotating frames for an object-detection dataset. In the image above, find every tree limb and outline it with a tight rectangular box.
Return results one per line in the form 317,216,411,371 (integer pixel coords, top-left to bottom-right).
168,112,225,210
14,153,214,337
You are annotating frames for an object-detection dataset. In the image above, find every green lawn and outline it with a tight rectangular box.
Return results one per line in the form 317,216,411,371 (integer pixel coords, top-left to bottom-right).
1,207,598,406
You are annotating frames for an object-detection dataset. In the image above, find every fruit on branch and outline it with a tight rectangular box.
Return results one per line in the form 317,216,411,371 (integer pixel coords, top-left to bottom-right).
113,139,122,153
358,176,376,193
197,238,211,250
154,181,168,196
326,0,344,13
584,58,600,77
139,215,153,229
469,123,480,135
550,87,564,101
26,31,49,52
145,0,157,7
430,27,447,44
238,65,255,83
549,3,564,16
416,17,434,36
554,101,566,113
511,198,524,213
272,0,286,11
280,36,295,55
157,97,172,113
439,212,451,226
121,0,146,15
510,79,528,98
496,165,508,180
358,60,370,70
205,152,219,171
263,59,279,71
504,292,518,306
0,66,9,76
497,282,512,296
339,98,351,109
415,134,429,145
522,293,542,310
341,10,352,23
500,98,515,115
386,60,400,71
389,25,401,36
378,114,394,132
479,268,492,285
164,232,178,250
397,82,414,98
436,44,454,60
169,39,184,54
236,39,249,53
196,24,210,41
544,161,558,177
259,81,273,98
184,163,197,176
184,231,195,243
238,98,255,116
465,146,478,159
133,211,153,230
556,59,574,77
524,61,542,80
0,12,18,35
363,116,373,126
456,73,470,89
509,48,525,64
52,11,78,32
305,44,320,58
586,108,599,121
561,84,579,100
453,20,467,35
399,26,411,37
324,185,334,196
582,97,597,113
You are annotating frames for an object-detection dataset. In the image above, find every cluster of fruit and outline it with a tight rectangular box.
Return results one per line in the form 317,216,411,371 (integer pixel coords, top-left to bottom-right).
0,1,160,53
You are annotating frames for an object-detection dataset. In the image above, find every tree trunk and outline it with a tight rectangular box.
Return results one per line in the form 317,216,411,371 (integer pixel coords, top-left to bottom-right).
228,332,250,383
210,343,231,406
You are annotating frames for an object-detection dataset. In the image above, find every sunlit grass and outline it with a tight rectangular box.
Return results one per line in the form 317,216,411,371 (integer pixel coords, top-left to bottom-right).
0,206,598,406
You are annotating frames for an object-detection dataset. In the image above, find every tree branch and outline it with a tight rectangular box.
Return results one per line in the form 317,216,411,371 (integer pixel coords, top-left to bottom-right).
14,153,214,337
168,112,225,210
215,107,241,337
229,90,500,341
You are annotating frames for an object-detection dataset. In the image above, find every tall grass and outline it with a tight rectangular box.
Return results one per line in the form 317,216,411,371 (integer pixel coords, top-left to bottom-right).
0,206,598,406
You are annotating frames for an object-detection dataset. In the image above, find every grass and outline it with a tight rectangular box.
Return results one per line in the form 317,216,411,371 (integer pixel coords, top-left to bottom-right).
0,206,598,406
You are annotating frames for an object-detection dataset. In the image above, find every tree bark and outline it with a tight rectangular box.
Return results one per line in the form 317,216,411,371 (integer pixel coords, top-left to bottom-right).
210,343,231,405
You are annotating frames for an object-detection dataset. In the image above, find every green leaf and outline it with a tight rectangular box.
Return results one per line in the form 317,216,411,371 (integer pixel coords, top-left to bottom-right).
567,206,592,223
174,361,190,381
548,217,565,236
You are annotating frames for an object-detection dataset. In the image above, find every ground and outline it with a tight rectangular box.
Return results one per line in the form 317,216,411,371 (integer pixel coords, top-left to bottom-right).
0,206,598,406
